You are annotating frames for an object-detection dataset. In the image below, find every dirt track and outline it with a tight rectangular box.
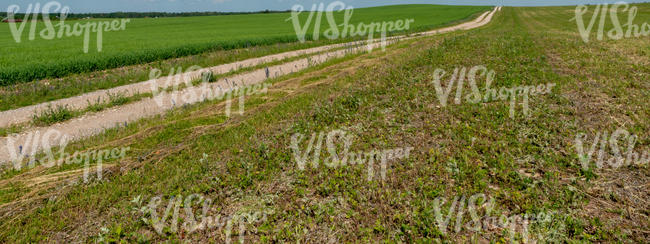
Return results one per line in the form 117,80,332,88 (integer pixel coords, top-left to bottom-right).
0,7,500,166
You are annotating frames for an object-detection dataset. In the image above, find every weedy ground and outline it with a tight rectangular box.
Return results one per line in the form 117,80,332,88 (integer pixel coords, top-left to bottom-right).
0,4,648,243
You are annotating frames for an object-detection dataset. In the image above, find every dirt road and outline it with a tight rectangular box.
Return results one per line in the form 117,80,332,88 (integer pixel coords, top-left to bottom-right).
0,7,500,166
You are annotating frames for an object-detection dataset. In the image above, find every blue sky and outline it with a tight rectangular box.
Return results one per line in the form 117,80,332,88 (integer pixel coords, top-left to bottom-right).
2,0,649,13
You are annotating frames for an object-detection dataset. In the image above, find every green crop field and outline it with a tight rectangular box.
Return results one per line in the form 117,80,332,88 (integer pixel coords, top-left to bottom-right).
0,4,489,85
1,2,648,242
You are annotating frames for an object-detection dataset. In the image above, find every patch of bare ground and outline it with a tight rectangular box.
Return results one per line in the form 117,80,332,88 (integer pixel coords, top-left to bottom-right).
606,39,650,67
579,167,650,239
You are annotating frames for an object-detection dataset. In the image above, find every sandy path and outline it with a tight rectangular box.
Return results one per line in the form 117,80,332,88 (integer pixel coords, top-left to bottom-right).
0,7,500,166
0,42,361,128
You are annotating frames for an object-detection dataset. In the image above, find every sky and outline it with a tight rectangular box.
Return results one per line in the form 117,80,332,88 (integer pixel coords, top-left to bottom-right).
1,0,649,13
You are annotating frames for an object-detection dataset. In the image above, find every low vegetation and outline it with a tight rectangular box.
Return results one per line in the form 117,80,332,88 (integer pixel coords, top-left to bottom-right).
32,104,75,126
0,3,647,243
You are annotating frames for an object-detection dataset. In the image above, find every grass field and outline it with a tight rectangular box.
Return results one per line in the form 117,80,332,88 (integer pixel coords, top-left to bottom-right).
0,4,489,86
0,3,648,243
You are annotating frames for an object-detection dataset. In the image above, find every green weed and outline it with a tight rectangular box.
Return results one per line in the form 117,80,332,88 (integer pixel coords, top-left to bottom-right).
31,104,75,126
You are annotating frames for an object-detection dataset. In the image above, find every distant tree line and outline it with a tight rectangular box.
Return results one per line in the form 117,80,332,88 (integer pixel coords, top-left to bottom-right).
0,9,290,20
